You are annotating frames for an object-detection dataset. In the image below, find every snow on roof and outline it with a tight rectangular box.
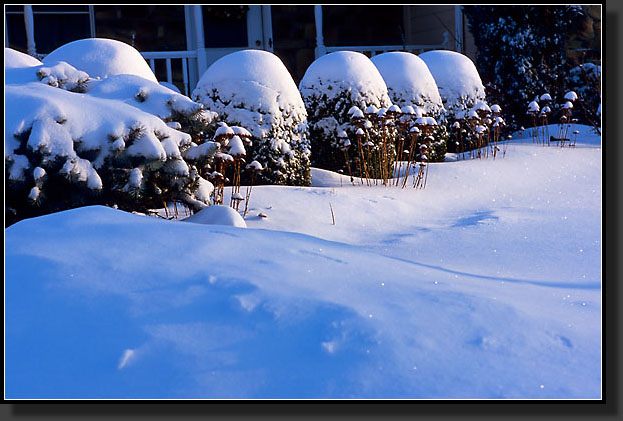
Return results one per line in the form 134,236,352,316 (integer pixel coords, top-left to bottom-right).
43,38,157,82
370,51,444,115
300,51,391,108
419,50,486,112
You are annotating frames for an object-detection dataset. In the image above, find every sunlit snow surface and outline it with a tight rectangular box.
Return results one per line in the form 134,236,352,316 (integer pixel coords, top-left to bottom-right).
5,125,601,399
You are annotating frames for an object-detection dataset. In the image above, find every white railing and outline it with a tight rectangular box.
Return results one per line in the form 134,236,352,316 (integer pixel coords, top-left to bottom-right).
140,50,198,97
324,32,451,57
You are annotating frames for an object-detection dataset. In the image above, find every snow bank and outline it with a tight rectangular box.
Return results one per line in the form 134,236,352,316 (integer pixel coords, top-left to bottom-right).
5,47,42,69
370,51,443,116
183,205,247,228
43,38,157,82
419,50,486,115
193,49,310,186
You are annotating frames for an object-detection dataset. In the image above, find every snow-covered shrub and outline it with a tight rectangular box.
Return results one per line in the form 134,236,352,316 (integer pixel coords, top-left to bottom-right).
43,38,158,82
5,47,218,226
419,50,489,155
462,6,587,130
370,52,444,115
371,52,447,162
192,50,310,186
419,50,486,119
299,51,394,175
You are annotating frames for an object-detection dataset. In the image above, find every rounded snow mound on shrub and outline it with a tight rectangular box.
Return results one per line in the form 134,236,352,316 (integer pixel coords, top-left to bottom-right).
192,49,310,186
43,38,157,82
300,51,392,114
370,51,443,115
419,50,486,115
183,205,246,228
5,47,42,69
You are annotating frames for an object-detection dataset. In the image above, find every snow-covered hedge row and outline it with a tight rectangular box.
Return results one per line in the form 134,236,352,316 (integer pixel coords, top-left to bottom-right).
299,51,395,174
192,50,311,186
5,46,219,225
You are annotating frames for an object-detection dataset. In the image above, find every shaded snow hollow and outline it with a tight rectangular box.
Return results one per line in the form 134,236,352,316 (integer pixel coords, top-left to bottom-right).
5,126,601,399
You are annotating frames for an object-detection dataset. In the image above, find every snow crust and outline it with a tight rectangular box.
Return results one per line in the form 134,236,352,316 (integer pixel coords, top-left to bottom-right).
419,50,486,114
371,52,444,115
43,38,157,82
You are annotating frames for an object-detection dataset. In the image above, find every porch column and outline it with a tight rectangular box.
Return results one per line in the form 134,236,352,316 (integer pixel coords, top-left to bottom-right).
24,5,37,57
314,5,326,58
454,5,464,53
193,5,208,77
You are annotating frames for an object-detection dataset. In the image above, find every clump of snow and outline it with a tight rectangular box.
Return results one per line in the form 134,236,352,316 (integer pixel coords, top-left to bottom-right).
87,74,203,121
419,50,486,117
193,49,310,186
370,51,444,116
43,38,157,82
183,205,247,228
